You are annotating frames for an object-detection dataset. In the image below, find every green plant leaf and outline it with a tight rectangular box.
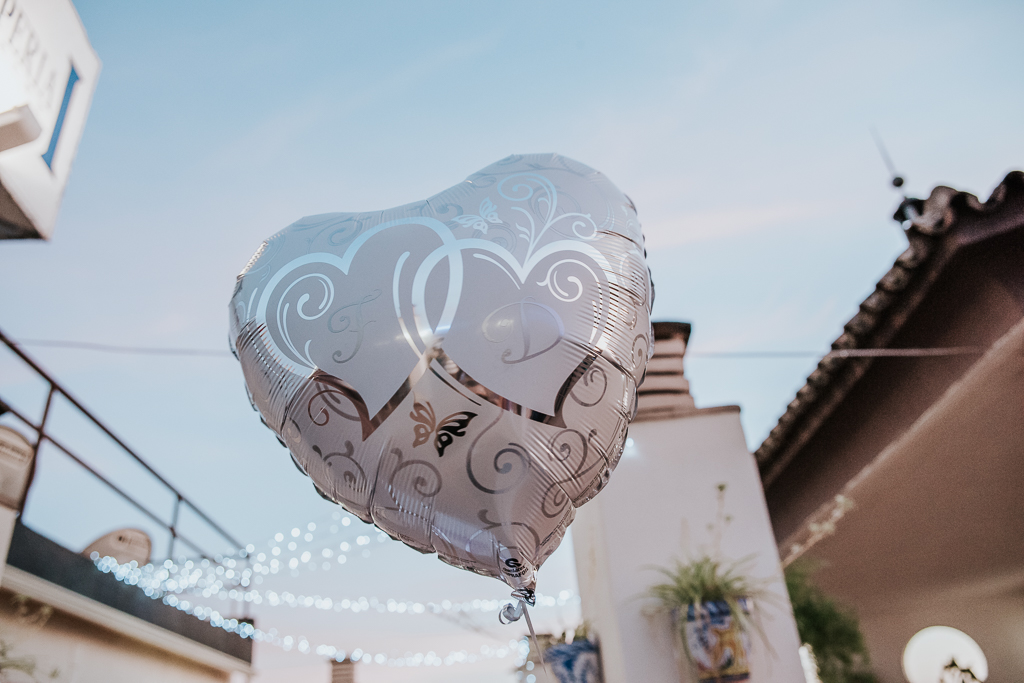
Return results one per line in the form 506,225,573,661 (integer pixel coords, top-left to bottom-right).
785,560,878,683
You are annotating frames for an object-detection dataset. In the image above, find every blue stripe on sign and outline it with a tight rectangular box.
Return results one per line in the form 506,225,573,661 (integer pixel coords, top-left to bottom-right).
42,64,81,171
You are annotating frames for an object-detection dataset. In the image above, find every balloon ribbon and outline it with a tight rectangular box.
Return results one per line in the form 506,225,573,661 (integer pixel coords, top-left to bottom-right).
521,601,554,683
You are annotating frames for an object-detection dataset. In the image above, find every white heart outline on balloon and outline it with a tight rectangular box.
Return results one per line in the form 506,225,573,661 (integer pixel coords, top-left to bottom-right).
248,171,636,438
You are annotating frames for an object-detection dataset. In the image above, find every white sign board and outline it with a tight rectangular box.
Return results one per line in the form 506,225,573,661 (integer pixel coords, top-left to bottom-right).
0,0,100,240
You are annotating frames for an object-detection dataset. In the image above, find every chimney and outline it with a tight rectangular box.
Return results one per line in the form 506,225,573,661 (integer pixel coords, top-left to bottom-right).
634,321,696,422
330,659,356,683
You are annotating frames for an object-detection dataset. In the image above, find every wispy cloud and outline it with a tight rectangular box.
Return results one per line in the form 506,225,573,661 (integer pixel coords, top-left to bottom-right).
644,200,826,249
197,33,496,176
688,295,844,354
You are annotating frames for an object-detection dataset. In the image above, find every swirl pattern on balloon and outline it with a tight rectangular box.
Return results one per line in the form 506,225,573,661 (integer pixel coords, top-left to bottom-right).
230,153,653,593
311,442,365,490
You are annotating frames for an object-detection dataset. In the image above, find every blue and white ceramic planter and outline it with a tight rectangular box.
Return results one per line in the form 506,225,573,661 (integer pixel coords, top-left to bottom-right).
544,638,602,683
677,599,753,682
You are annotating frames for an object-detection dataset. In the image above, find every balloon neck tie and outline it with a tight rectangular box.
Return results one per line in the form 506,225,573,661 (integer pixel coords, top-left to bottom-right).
498,588,534,623
513,587,536,607
498,589,552,683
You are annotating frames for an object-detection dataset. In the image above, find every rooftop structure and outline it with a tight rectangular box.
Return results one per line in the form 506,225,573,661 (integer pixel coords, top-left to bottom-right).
0,329,252,680
758,171,1024,680
574,320,804,683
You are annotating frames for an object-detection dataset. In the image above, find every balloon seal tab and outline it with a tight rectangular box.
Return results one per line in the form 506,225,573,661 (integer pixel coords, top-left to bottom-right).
512,588,536,607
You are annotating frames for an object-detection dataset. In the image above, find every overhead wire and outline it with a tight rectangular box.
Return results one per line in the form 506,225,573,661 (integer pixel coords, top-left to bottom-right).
9,338,233,357
6,338,987,360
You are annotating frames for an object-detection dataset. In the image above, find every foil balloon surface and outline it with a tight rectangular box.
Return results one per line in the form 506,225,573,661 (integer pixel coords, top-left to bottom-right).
230,154,652,593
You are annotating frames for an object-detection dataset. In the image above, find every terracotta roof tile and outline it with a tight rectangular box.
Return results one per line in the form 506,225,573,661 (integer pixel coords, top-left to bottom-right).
755,171,1024,479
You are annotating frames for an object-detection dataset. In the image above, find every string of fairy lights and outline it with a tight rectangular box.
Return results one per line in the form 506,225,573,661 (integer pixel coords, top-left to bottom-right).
96,509,580,616
92,553,578,616
93,554,541,668
90,509,576,670
249,515,387,581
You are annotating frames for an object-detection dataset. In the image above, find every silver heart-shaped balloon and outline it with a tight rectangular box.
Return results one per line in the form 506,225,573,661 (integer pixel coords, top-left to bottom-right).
230,154,652,593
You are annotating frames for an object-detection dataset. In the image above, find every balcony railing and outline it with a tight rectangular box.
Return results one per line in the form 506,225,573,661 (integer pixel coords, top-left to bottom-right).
0,326,243,562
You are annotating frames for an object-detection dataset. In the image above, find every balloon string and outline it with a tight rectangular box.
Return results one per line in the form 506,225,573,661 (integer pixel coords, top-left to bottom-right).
522,601,553,683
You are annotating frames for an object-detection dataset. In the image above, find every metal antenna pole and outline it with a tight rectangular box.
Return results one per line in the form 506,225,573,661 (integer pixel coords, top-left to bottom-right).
870,127,922,225
870,126,905,190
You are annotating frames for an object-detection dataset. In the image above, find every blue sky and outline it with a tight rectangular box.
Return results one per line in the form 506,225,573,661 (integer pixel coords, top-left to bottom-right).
1,1,1022,680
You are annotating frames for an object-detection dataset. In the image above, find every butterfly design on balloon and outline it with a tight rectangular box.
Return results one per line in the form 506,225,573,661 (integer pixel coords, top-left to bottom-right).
409,400,477,458
452,197,501,233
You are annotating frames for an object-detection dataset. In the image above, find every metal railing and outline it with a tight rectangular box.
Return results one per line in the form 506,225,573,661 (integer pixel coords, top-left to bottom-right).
0,326,243,561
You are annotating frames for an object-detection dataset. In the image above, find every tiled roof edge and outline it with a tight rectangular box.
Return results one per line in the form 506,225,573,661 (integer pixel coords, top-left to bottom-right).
755,171,1024,486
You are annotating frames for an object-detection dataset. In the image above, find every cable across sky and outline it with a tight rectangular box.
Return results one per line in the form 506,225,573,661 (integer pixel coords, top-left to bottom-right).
8,338,987,359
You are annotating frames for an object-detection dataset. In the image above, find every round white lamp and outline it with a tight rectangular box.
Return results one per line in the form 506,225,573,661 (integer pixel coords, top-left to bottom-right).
903,626,987,683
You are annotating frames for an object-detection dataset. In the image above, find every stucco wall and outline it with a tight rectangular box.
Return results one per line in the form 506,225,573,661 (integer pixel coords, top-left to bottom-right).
573,407,803,683
766,231,1024,544
0,588,229,683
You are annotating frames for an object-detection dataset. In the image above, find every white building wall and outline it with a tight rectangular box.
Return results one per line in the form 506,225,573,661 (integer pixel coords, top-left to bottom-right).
573,406,803,683
0,589,231,683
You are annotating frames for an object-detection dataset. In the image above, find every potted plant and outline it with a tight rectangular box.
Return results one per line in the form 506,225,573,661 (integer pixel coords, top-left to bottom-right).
515,623,602,683
647,484,769,682
784,561,877,683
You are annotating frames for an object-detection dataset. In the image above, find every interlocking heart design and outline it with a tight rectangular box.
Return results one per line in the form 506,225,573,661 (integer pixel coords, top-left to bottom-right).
230,153,652,593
